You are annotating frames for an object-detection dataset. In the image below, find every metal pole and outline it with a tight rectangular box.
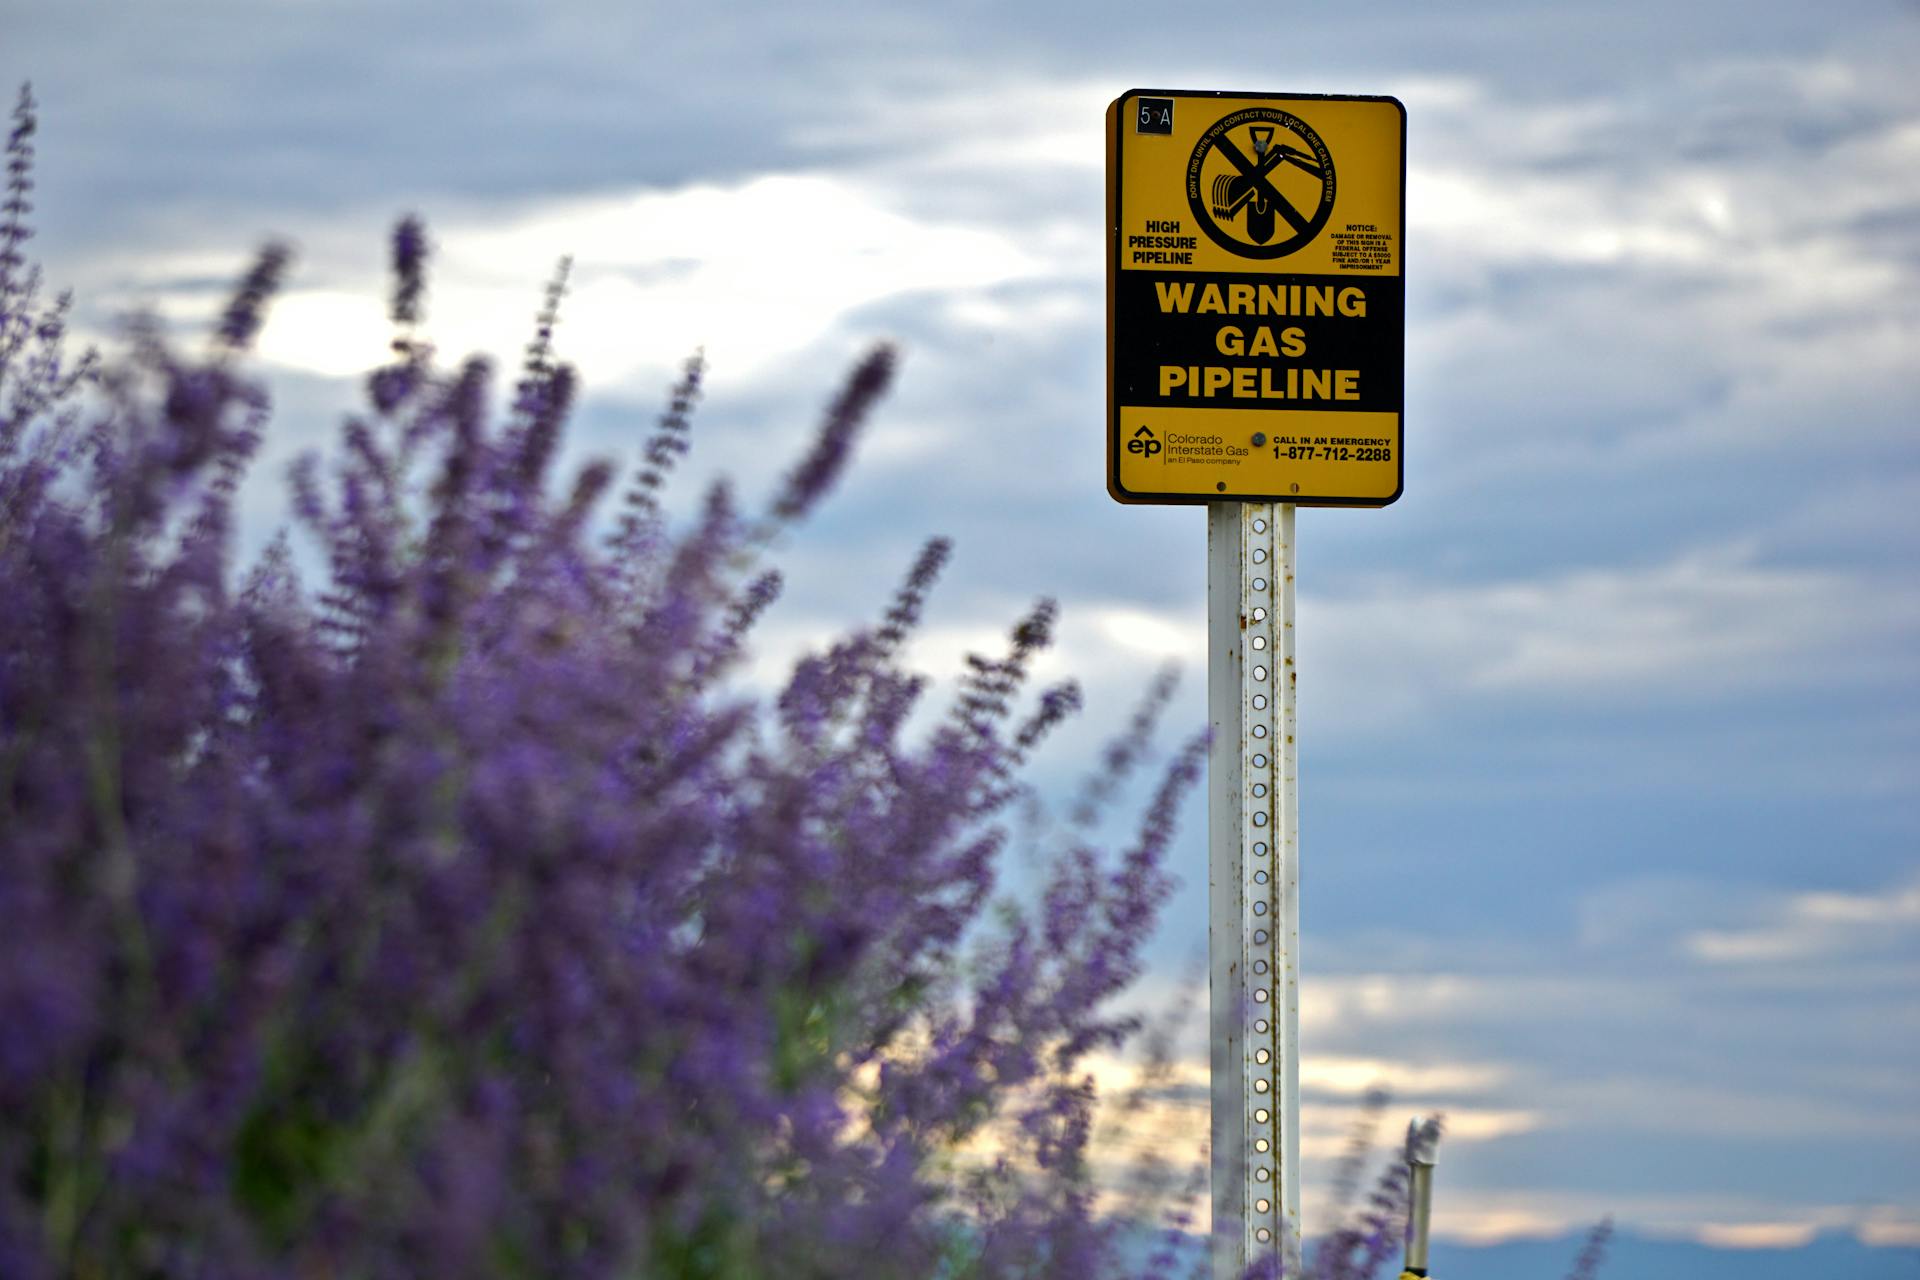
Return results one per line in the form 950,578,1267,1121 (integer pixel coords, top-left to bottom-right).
1210,502,1300,1278
1402,1117,1437,1278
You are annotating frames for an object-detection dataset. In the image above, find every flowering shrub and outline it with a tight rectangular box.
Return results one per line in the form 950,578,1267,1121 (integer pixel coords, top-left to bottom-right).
0,82,1217,1278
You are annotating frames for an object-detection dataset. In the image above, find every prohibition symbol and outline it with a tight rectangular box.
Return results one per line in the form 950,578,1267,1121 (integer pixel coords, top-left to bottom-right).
1187,107,1336,259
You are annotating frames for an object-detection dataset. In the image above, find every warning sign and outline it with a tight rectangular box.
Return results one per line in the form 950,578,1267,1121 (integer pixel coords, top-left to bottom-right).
1107,90,1406,506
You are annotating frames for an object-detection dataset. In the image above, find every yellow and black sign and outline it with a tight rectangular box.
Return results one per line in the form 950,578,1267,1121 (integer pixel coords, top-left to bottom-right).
1107,90,1406,506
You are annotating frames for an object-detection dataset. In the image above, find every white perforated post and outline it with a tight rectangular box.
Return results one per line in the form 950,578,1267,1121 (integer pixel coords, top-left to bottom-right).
1209,502,1300,1278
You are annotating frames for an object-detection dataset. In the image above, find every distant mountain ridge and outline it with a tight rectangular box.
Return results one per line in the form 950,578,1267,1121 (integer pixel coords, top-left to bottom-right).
1430,1228,1920,1280
1111,1226,1920,1278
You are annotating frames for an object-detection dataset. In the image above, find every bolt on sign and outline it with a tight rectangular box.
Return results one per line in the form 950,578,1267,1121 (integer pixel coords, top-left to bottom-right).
1106,90,1406,505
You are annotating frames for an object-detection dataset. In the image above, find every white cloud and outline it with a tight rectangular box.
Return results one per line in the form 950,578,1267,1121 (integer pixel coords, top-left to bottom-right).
1686,878,1920,964
420,172,1049,386
1696,1221,1819,1249
1074,1043,1543,1237
97,167,1059,395
1418,1188,1920,1247
793,537,1920,760
1300,544,1920,732
1402,50,1920,506
1549,1073,1920,1141
1299,1055,1515,1098
784,74,1123,195
1087,605,1204,661
252,288,393,377
1860,1213,1920,1247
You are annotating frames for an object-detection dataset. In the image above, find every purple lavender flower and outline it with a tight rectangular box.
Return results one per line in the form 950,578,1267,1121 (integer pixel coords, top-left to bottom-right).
390,213,428,327
215,241,292,353
768,341,896,521
1564,1217,1613,1280
0,97,1219,1280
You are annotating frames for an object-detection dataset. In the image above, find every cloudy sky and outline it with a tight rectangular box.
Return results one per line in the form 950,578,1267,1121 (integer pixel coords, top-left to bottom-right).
9,0,1918,1260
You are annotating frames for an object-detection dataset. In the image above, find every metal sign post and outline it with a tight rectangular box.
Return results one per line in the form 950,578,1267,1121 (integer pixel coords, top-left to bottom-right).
1208,501,1300,1276
1106,88,1405,1277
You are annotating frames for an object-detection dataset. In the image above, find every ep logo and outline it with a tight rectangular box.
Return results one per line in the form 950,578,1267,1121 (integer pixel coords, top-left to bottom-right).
1128,426,1162,458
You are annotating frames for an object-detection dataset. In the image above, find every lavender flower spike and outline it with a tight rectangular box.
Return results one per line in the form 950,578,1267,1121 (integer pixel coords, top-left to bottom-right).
769,340,896,521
